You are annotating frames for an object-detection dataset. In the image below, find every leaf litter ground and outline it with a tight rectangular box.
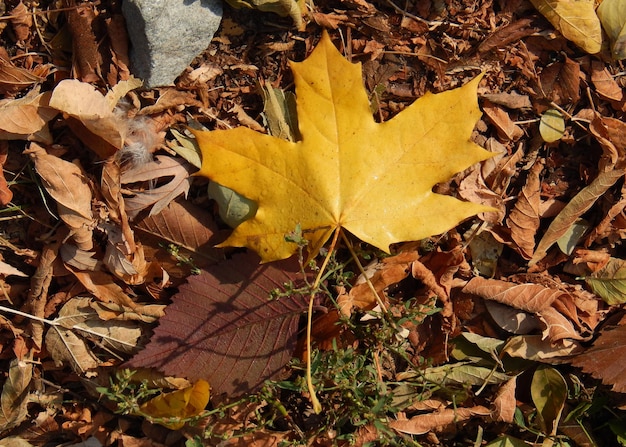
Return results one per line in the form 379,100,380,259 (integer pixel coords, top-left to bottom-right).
1,0,626,446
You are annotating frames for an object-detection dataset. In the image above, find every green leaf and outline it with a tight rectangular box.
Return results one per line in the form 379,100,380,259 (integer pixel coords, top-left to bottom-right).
556,218,589,255
208,181,258,228
585,257,626,304
531,365,567,436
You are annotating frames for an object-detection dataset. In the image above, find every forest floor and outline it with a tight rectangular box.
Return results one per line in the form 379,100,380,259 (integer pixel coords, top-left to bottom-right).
1,0,626,446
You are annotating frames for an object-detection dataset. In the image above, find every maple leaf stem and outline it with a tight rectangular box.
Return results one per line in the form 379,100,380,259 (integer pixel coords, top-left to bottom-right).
305,227,341,414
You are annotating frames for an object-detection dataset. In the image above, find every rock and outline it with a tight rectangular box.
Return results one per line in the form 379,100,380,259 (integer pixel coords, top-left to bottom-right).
122,0,222,88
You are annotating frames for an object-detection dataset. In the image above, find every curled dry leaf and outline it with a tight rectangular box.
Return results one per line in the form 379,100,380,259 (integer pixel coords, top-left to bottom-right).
0,55,47,95
121,155,192,220
389,405,491,435
48,77,143,160
507,160,542,259
463,277,586,342
25,143,94,251
339,250,418,316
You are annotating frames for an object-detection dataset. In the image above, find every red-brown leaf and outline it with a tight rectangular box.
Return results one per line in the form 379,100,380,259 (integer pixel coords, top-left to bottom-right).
127,252,310,397
571,323,626,393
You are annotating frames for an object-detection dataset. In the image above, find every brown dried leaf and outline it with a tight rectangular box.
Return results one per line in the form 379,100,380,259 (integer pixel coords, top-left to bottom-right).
127,252,310,397
121,155,192,220
0,141,12,206
492,378,517,423
49,79,125,150
25,143,94,250
571,323,626,393
0,56,46,95
482,100,524,141
67,267,137,309
530,168,625,266
508,161,542,259
134,200,223,282
389,405,491,435
463,278,582,342
0,91,56,142
0,359,32,433
10,2,32,42
341,251,418,316
590,60,624,103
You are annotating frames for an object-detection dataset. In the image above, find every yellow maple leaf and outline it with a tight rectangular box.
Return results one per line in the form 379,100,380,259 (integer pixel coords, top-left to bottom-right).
195,31,493,263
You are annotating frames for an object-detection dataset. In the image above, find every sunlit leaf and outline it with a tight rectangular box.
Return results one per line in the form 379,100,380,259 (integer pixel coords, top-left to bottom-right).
530,0,602,53
531,365,567,436
139,379,210,429
194,31,493,262
597,0,626,59
585,257,626,304
539,108,565,143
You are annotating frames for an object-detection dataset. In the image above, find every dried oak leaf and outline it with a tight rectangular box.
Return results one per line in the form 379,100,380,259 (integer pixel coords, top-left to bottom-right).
127,252,310,396
194,31,493,263
571,323,626,393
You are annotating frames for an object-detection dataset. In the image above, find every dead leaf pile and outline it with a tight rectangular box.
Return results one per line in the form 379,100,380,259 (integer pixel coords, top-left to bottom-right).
2,0,626,445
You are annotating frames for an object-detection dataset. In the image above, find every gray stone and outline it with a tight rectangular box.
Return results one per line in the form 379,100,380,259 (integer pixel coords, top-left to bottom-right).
122,0,222,87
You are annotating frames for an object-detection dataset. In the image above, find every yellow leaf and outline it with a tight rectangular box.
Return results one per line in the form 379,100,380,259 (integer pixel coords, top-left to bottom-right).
530,0,602,54
194,32,493,263
139,379,210,429
597,0,626,59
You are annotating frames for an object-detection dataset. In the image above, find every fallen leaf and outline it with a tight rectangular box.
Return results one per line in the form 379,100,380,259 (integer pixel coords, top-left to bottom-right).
571,323,626,393
48,79,136,157
539,108,566,143
10,2,32,42
462,277,584,342
127,252,311,396
0,90,56,142
597,0,626,59
45,297,152,374
25,143,95,251
0,359,32,432
531,365,567,435
389,405,491,435
508,161,542,259
530,0,602,54
492,378,517,423
195,31,493,262
121,155,192,220
139,379,210,429
133,200,223,282
0,55,47,95
585,257,626,304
